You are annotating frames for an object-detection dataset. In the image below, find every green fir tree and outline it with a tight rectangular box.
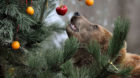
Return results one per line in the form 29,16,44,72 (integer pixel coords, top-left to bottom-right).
0,0,64,78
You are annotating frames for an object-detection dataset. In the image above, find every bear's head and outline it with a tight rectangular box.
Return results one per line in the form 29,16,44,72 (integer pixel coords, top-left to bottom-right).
66,12,126,67
66,12,112,52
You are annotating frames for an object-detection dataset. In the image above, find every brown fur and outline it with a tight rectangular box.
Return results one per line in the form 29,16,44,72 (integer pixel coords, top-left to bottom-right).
66,14,140,78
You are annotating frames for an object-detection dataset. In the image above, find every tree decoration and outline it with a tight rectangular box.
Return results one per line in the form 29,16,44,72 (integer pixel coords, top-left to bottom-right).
56,0,68,16
8,67,15,78
26,0,34,15
11,24,20,50
26,6,34,15
8,67,15,75
85,0,94,6
56,5,68,16
11,41,20,50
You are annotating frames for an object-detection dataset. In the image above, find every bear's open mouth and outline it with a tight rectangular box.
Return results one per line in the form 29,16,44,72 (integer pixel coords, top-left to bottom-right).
70,24,76,30
70,18,79,32
70,23,79,32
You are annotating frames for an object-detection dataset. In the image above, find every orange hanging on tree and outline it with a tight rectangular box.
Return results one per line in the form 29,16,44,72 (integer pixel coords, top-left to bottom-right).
85,0,94,6
11,41,20,50
26,6,34,15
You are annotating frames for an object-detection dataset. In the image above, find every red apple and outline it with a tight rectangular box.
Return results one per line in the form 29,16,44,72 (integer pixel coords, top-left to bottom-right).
56,5,68,16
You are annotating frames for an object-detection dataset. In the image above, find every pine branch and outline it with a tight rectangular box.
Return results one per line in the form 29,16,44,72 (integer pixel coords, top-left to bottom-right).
108,17,130,60
117,67,133,78
86,41,101,66
62,61,90,78
39,0,48,22
95,63,115,78
63,37,79,63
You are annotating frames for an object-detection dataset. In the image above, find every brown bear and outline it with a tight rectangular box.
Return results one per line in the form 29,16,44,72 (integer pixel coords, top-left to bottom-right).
66,12,140,78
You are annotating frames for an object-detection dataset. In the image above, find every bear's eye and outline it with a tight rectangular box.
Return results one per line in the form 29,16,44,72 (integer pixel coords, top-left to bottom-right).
92,25,98,29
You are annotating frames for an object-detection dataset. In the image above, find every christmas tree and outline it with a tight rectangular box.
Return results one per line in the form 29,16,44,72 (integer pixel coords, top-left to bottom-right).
0,0,131,78
0,0,64,78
